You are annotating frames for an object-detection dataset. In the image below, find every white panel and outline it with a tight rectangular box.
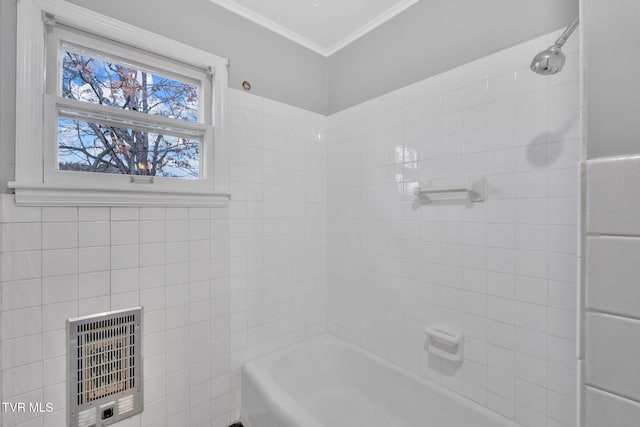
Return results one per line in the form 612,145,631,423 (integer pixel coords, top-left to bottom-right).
585,313,640,402
586,387,640,427
586,236,640,317
586,156,640,235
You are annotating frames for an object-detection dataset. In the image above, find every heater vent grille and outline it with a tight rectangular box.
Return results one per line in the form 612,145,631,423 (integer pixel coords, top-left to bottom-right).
76,408,97,427
68,307,143,426
118,395,134,414
75,314,136,405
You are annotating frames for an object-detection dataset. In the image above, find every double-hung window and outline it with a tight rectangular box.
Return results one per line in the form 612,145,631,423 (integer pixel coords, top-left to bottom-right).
13,0,229,206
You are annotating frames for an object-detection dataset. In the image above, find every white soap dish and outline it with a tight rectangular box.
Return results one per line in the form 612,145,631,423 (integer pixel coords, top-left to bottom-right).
414,177,486,203
426,324,464,362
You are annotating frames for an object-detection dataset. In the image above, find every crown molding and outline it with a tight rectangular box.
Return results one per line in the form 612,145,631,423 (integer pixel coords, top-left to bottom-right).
207,0,419,57
325,0,418,55
208,0,328,55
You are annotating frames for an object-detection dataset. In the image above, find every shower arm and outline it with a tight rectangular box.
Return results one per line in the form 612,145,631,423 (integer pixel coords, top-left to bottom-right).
554,17,579,48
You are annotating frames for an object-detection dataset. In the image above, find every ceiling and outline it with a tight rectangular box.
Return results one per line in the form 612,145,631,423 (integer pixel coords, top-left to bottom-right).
207,0,419,56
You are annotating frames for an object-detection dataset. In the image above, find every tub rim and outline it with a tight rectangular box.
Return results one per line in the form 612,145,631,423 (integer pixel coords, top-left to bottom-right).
241,333,520,427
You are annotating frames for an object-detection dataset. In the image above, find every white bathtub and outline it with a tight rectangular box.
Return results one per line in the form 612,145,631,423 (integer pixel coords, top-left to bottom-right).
241,334,519,427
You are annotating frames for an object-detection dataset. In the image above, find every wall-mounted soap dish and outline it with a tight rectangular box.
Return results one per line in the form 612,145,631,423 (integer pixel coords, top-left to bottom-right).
414,177,486,203
426,324,464,362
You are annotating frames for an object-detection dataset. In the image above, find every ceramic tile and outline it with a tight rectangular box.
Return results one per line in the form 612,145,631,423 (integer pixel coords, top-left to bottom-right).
585,387,640,427
587,157,640,235
586,313,640,401
587,236,640,317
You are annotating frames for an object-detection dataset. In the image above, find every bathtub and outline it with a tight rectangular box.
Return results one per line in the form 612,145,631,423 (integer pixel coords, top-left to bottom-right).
241,334,519,427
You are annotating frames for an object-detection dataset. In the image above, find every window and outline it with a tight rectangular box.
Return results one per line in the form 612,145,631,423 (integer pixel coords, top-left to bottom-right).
13,0,229,206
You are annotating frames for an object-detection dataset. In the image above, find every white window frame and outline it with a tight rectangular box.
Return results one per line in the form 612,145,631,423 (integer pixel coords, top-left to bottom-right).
11,0,230,207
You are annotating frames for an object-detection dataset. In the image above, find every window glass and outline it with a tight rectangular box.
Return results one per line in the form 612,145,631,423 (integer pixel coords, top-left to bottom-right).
61,43,200,123
58,42,203,178
58,117,200,178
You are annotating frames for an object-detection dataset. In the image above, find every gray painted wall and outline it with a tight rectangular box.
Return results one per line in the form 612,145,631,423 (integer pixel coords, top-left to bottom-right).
63,0,328,114
328,0,579,114
584,0,640,158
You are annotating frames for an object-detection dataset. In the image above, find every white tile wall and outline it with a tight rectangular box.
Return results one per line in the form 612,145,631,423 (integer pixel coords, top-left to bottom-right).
0,199,233,427
585,387,640,427
587,156,640,235
585,313,640,402
585,155,640,425
225,88,328,380
327,29,579,427
0,32,582,427
586,236,640,317
0,88,327,427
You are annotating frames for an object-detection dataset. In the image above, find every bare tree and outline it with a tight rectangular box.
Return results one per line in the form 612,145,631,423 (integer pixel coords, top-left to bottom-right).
58,51,200,178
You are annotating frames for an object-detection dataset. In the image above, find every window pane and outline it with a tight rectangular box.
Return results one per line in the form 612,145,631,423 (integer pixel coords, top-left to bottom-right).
61,45,199,123
58,118,200,179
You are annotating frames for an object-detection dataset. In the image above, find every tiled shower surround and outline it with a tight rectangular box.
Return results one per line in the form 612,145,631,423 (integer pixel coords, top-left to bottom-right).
0,30,578,427
327,29,579,427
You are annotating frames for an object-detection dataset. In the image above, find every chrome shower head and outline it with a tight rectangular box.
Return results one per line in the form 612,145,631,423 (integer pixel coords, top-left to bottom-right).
530,45,566,75
530,17,579,75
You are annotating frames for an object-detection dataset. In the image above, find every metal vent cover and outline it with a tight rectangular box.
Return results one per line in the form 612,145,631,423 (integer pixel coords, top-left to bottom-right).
67,307,143,427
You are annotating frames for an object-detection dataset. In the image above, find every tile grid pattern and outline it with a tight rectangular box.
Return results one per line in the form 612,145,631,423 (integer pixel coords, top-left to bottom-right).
584,155,640,426
225,89,328,376
0,202,233,426
0,89,327,426
327,30,580,427
0,32,583,427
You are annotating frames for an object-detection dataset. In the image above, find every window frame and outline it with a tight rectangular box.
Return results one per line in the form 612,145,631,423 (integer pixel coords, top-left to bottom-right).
12,0,230,207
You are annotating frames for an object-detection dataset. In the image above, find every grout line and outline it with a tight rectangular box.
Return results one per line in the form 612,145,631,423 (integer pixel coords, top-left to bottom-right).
584,308,640,323
585,232,640,238
585,384,640,407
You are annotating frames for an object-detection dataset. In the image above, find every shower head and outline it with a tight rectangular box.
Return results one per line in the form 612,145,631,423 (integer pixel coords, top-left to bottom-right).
530,17,579,75
530,45,566,75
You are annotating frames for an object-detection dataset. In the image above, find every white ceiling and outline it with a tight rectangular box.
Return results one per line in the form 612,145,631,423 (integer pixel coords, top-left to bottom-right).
207,0,419,56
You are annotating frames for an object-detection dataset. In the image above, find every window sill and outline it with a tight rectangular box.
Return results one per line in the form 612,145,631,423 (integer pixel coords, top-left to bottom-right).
9,183,231,207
